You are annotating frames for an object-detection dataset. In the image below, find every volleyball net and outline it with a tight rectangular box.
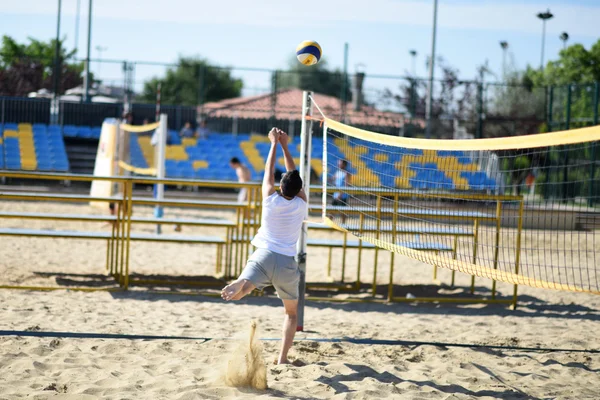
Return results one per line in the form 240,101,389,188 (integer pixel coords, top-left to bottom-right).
317,105,600,294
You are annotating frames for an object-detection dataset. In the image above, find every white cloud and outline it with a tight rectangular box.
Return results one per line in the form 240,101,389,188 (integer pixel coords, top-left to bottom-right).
2,0,599,36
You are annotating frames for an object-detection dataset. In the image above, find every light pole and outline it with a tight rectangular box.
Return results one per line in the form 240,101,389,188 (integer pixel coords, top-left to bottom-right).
53,0,62,99
95,45,107,77
537,9,553,70
499,41,508,78
425,0,438,139
83,0,93,102
409,49,417,76
559,32,569,50
74,0,80,54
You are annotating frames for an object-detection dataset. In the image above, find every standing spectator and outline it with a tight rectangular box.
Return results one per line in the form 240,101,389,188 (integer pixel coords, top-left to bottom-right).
229,157,251,203
179,121,195,138
331,159,351,224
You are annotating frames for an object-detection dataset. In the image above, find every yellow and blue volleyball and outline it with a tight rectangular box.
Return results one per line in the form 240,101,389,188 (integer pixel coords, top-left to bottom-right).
296,40,322,66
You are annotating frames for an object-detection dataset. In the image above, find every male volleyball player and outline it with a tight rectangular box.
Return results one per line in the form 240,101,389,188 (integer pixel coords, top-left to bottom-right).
221,128,306,365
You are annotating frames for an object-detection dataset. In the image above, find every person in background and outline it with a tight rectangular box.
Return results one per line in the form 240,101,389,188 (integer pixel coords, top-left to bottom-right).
196,120,210,140
331,159,351,224
229,157,252,203
179,121,195,138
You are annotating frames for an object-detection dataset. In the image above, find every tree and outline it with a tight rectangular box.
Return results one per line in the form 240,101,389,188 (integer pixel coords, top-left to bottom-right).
517,39,600,129
139,57,243,106
379,57,477,138
0,35,85,96
276,58,351,99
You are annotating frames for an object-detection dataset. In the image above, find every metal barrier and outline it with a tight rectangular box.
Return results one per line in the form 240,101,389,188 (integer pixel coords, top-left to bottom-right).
0,171,522,307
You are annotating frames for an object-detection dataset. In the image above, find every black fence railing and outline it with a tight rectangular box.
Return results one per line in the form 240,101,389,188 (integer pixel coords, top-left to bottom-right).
0,97,196,131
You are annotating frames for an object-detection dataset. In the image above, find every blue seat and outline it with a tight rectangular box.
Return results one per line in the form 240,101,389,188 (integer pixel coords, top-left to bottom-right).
91,127,102,138
4,123,18,131
63,125,78,137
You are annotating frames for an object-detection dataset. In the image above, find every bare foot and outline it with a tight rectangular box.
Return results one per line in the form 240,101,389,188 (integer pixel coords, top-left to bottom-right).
221,280,245,301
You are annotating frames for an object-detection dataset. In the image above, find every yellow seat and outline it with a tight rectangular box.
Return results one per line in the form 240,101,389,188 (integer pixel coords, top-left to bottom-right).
354,146,368,155
18,123,32,130
277,157,300,166
373,153,388,163
4,130,18,138
193,160,209,169
311,159,323,177
182,138,197,147
250,134,270,143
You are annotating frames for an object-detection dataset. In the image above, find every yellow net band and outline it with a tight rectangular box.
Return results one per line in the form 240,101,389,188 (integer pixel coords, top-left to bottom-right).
323,218,600,294
118,161,157,176
120,122,160,133
324,117,600,151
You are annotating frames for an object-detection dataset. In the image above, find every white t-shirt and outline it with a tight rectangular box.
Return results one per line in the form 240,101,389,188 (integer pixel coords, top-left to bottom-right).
251,192,306,257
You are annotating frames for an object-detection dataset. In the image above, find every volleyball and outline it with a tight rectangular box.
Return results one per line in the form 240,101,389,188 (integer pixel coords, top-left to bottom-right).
296,40,322,66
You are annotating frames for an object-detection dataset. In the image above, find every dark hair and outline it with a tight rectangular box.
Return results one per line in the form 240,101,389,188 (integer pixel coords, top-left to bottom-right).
230,157,241,164
280,170,303,198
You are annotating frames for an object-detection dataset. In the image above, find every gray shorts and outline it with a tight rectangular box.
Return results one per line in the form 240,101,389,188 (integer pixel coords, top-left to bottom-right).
239,248,300,300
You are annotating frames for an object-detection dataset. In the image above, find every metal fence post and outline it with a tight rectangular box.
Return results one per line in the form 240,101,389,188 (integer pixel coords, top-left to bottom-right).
270,70,278,125
476,82,483,139
562,84,572,201
547,86,554,132
1,98,5,126
589,81,599,207
565,84,572,130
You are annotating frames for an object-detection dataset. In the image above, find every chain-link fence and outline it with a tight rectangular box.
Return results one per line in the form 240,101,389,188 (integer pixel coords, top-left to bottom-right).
1,55,599,138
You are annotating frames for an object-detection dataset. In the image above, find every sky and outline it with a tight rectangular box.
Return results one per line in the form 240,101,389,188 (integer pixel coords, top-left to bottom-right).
1,0,599,98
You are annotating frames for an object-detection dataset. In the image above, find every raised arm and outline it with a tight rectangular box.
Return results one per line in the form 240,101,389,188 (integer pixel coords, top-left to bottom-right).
262,128,280,199
278,129,307,202
278,130,296,171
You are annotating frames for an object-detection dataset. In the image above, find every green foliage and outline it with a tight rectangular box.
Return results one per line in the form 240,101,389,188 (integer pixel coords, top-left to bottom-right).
139,57,242,106
276,58,350,99
0,35,85,96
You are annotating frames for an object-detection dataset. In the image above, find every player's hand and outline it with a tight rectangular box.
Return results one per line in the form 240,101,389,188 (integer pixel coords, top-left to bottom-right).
278,130,289,147
268,128,280,144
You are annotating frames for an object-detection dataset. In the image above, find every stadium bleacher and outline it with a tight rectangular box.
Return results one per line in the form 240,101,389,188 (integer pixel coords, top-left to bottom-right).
1,123,69,172
0,122,497,190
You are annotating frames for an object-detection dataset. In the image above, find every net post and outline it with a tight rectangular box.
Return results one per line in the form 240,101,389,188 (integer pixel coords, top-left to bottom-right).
154,113,168,234
297,90,314,332
511,198,525,310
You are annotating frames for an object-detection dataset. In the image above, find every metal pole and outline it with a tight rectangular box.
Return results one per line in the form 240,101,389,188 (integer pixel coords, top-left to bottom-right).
74,0,81,54
296,91,313,332
155,114,167,234
476,82,483,139
53,0,62,99
341,43,349,122
83,0,93,102
154,83,162,232
540,19,546,70
425,0,438,139
563,84,571,201
589,81,599,207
